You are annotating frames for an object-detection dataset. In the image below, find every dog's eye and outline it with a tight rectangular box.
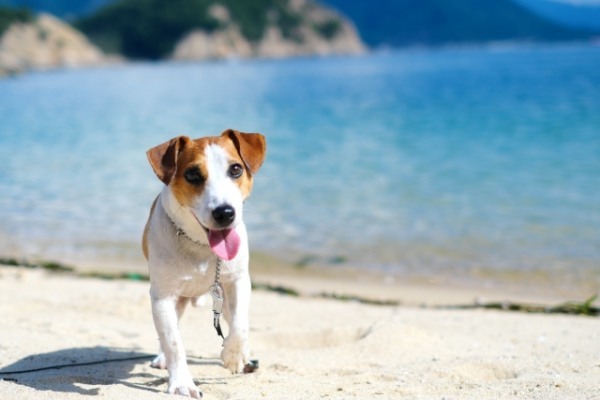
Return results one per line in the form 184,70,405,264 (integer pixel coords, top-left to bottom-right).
184,168,203,185
228,163,243,179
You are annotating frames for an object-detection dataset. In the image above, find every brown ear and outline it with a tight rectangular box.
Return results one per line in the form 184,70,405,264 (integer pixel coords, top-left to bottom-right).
146,136,191,185
222,129,266,174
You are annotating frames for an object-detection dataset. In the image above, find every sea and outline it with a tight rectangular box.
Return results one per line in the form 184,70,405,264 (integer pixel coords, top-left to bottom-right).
0,44,599,284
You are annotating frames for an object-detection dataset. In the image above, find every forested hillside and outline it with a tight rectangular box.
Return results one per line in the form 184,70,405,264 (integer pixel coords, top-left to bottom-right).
1,0,596,59
75,0,352,59
0,5,31,35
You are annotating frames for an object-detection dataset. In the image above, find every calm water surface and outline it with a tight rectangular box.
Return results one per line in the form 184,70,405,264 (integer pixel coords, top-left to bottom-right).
0,44,599,280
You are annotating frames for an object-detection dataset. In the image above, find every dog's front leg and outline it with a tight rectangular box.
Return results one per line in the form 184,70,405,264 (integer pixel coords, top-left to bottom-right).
220,273,251,373
151,294,201,398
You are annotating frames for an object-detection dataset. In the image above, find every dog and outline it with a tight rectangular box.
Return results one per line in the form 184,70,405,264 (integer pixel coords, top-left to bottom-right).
142,129,266,398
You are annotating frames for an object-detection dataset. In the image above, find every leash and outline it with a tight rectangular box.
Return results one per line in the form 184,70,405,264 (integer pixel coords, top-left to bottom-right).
208,258,259,373
209,258,225,340
0,354,154,378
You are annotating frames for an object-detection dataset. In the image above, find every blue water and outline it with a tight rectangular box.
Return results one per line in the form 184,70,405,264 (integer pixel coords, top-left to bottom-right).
0,44,599,279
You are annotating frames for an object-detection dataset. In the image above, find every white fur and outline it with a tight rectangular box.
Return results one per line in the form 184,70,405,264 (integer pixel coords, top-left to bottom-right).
194,144,245,230
145,143,252,398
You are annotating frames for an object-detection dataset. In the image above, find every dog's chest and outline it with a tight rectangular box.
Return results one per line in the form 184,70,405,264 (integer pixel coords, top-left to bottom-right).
174,259,215,297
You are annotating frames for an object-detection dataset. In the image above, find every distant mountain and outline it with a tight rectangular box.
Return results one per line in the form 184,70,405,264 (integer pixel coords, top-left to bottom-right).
0,1,364,63
3,0,596,55
514,0,600,32
75,0,364,60
322,0,593,47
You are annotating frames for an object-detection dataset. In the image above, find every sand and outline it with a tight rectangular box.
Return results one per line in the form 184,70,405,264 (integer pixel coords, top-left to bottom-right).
0,265,599,400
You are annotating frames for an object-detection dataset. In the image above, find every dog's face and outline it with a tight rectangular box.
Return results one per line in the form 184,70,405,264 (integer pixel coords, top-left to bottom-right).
147,129,266,259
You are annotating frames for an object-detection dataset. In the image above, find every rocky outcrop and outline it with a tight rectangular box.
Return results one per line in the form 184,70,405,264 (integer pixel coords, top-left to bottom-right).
0,1,365,75
0,13,107,75
172,7,253,61
172,1,365,61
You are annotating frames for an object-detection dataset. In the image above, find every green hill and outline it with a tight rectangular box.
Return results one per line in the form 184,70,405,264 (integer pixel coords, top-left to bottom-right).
322,0,593,47
3,0,594,62
75,0,322,60
0,5,32,35
75,0,218,59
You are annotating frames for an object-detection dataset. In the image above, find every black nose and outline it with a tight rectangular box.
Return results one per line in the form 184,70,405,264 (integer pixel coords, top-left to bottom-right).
212,205,235,227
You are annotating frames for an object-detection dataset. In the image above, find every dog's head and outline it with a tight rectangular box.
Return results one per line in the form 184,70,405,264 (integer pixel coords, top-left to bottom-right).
147,129,266,260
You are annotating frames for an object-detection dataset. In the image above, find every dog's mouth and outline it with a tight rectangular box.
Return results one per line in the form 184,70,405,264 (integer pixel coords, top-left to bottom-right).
206,228,241,261
190,211,241,260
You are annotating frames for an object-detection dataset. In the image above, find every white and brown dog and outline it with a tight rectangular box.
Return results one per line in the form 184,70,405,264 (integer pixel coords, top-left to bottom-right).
142,129,266,398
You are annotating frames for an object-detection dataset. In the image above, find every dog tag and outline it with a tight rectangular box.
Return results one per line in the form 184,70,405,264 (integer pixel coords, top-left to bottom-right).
210,284,225,339
210,284,224,315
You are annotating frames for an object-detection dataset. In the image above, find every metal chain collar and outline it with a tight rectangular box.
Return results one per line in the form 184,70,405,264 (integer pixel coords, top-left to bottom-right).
169,215,224,339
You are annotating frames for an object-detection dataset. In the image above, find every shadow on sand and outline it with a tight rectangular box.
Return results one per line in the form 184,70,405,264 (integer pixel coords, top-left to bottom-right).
0,346,161,395
0,346,226,395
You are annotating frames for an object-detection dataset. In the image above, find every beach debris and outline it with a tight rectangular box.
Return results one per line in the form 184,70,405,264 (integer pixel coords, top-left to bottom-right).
318,291,401,307
0,257,73,272
440,294,599,317
251,282,300,297
294,254,347,268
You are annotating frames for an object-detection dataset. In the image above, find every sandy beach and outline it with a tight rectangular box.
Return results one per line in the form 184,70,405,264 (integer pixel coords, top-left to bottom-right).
0,261,598,400
1,4,599,397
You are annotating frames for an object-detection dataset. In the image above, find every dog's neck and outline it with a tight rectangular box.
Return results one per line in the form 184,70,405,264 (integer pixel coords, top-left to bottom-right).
168,214,209,248
160,187,209,247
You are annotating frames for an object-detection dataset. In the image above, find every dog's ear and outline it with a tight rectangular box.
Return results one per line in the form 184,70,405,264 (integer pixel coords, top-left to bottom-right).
146,136,191,185
222,129,266,174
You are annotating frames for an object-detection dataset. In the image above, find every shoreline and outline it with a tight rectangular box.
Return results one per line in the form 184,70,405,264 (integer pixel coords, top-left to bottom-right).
2,251,598,309
2,40,598,79
2,235,598,299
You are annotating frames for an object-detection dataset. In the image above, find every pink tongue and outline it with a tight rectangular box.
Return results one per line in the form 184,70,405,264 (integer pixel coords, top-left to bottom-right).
208,228,241,261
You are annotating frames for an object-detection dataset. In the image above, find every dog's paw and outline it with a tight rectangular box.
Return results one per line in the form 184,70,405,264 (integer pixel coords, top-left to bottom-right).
167,374,201,398
221,335,249,374
151,353,167,369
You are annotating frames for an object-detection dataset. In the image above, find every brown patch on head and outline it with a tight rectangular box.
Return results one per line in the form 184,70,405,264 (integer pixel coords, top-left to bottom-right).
146,131,266,206
169,137,210,207
221,129,267,174
146,136,191,185
217,129,267,199
213,135,255,199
